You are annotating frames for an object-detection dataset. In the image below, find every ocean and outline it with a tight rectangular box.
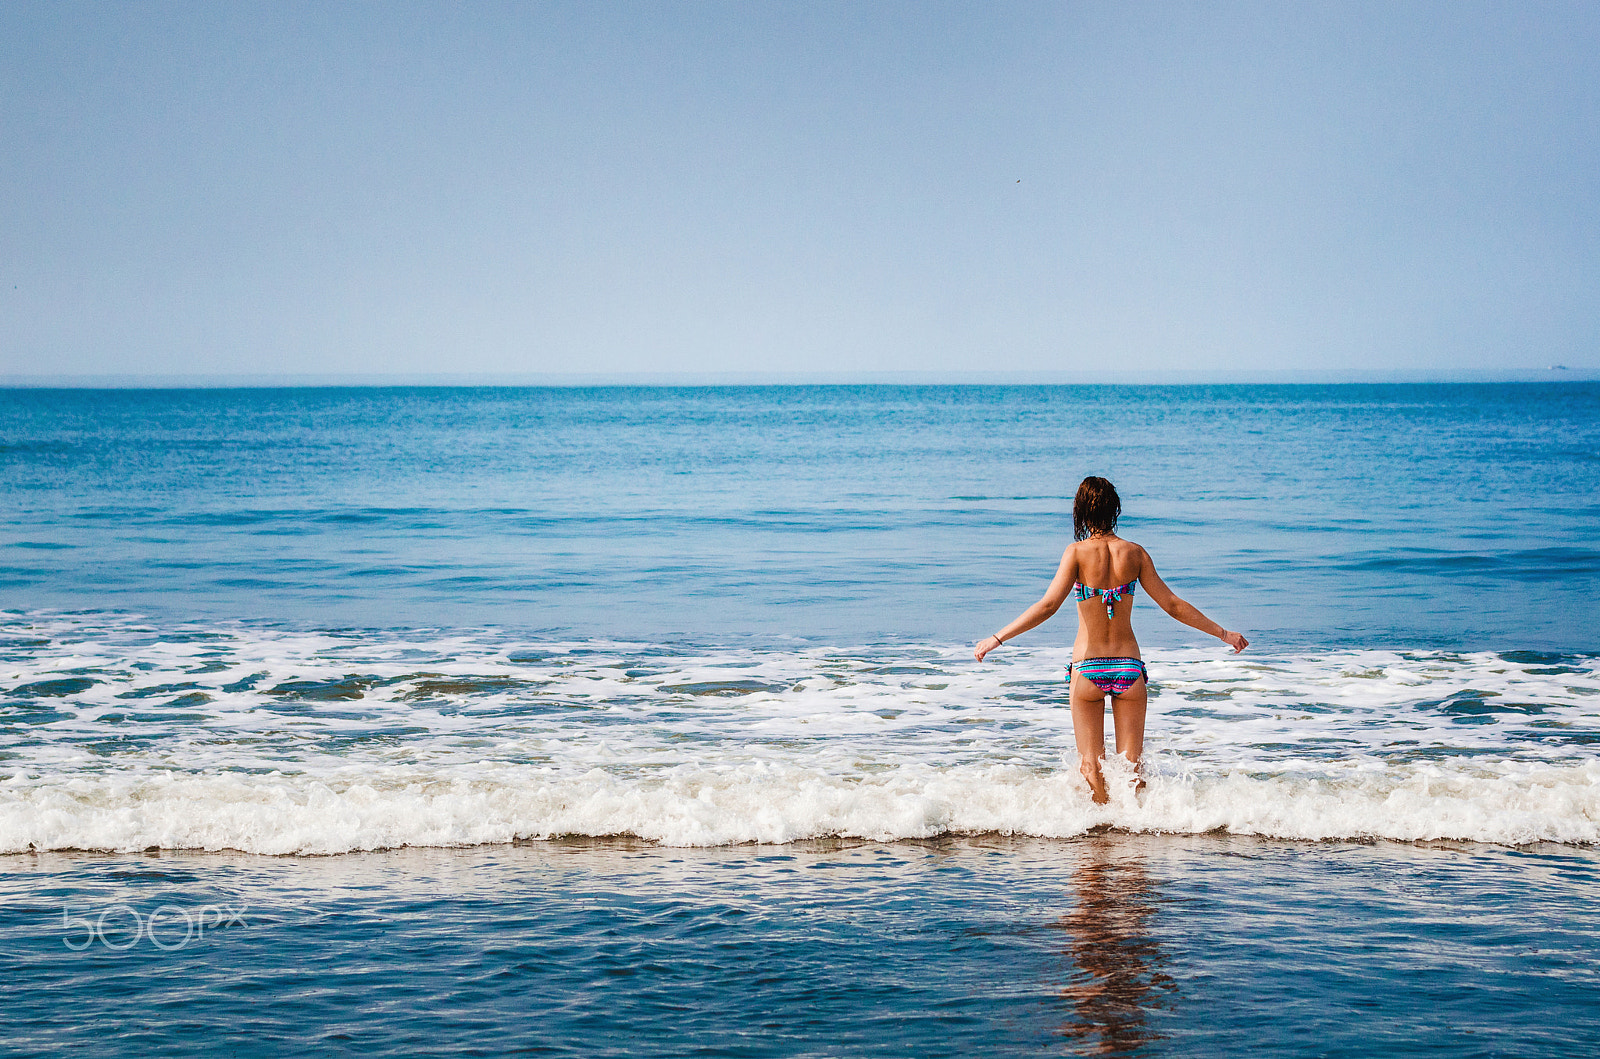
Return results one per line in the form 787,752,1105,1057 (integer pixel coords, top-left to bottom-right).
2,383,1597,1055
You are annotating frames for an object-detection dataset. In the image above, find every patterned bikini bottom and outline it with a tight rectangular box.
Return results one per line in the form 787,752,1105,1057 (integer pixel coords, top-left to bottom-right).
1068,657,1148,697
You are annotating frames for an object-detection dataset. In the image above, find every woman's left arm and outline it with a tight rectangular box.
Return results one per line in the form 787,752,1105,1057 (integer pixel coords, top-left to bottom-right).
974,547,1077,661
1138,548,1249,653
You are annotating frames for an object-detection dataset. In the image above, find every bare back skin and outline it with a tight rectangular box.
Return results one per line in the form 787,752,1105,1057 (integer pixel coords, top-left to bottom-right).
974,532,1247,805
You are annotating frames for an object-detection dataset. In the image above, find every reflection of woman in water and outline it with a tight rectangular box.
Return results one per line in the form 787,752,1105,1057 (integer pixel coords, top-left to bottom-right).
974,477,1247,803
1055,837,1174,1054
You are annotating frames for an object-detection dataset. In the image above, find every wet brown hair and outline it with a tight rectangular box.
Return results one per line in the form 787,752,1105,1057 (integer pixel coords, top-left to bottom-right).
1073,476,1121,540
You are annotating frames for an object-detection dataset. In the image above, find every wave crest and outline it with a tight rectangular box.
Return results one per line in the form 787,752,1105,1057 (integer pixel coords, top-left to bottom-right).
5,757,1595,854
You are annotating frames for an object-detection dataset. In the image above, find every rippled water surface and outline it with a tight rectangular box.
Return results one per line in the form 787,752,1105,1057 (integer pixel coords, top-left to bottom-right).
2,384,1597,1054
4,837,1597,1057
3,384,1597,647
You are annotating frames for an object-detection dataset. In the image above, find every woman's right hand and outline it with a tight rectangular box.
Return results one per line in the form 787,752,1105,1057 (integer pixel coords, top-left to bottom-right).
1221,630,1249,653
973,635,1000,662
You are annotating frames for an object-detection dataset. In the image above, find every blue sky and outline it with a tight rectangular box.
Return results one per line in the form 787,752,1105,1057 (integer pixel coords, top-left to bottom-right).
3,1,1597,380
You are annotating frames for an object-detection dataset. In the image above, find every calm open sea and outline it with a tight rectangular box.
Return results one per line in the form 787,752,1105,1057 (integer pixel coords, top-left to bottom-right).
2,384,1597,1055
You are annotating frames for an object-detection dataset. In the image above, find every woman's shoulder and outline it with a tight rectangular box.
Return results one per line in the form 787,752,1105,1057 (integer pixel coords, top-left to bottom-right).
1110,537,1150,567
1065,535,1146,554
1063,535,1148,568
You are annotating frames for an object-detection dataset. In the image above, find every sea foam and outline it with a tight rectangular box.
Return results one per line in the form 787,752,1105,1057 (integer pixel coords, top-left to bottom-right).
2,615,1597,853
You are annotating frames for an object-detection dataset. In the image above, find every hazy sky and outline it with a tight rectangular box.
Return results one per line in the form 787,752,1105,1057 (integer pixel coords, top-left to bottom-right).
3,1,1597,379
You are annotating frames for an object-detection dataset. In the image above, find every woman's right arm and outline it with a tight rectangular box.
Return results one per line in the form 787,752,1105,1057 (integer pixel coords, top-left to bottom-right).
973,546,1078,661
1137,548,1249,653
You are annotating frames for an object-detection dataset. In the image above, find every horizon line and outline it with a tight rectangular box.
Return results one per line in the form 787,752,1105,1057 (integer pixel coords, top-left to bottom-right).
1,367,1595,389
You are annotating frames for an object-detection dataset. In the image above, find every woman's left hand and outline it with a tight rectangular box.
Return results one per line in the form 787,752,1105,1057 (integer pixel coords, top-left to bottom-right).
973,635,1000,662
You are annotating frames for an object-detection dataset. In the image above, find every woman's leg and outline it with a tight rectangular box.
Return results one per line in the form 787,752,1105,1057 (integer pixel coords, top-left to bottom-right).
1110,676,1148,788
1069,671,1111,804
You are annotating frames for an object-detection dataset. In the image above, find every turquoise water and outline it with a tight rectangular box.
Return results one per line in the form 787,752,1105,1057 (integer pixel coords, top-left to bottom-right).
2,383,1598,1054
4,384,1597,646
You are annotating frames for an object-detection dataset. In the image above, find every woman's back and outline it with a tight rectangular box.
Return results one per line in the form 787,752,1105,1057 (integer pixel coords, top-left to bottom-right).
1070,536,1143,591
1069,535,1144,658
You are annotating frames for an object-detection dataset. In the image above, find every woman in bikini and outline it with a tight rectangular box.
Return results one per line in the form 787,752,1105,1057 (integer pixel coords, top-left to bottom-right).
973,476,1248,804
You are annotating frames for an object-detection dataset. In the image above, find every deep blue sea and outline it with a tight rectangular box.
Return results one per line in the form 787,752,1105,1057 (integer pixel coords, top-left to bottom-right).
2,384,1598,1056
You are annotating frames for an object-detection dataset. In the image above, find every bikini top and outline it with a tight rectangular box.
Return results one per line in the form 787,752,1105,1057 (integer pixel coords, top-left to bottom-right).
1072,579,1137,619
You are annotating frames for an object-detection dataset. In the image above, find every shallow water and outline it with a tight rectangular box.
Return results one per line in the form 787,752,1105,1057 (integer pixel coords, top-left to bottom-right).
3,836,1596,1057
